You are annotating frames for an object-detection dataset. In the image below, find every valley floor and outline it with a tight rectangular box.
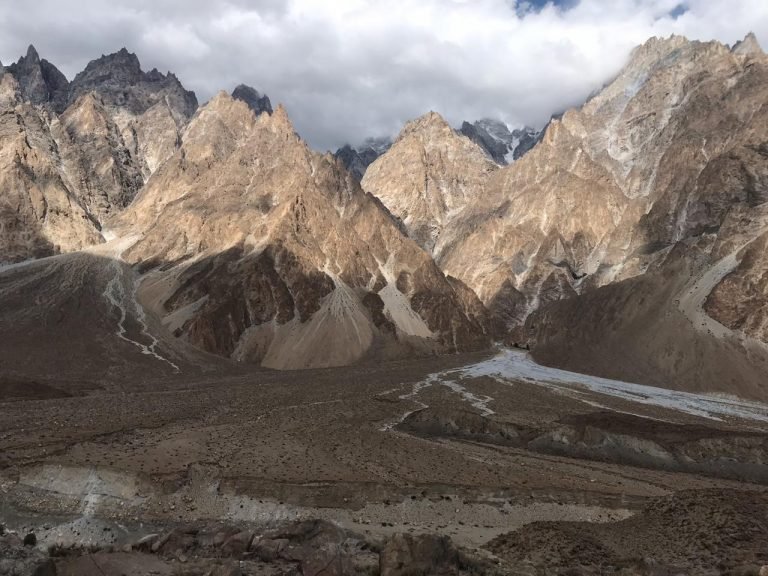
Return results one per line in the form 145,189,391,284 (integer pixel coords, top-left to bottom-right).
2,347,768,574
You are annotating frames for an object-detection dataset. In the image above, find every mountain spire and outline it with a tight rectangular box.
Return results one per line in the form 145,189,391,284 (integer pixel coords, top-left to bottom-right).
732,32,764,56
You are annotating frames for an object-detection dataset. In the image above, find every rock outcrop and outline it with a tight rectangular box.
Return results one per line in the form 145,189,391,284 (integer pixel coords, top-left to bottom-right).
232,84,273,116
117,95,490,368
732,31,764,56
488,489,768,575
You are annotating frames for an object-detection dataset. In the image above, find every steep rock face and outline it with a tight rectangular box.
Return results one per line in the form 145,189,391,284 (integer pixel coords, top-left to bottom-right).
514,34,768,397
0,75,101,262
69,48,197,179
439,116,627,324
6,45,69,112
733,31,763,56
361,113,498,254
460,119,541,165
705,230,768,344
0,47,201,262
526,243,768,401
117,95,489,369
436,34,768,329
53,93,144,221
122,99,184,175
232,84,273,116
335,137,392,180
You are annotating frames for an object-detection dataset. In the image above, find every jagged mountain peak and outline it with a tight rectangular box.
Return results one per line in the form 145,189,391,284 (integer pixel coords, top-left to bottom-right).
4,44,69,111
398,110,452,139
232,84,273,116
201,90,289,131
69,48,197,118
72,48,143,88
269,103,296,132
24,44,40,63
733,31,764,56
409,110,449,125
362,110,498,254
361,136,393,154
624,33,730,77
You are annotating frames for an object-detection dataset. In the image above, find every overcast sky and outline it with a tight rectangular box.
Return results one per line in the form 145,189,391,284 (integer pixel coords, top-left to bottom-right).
0,0,766,150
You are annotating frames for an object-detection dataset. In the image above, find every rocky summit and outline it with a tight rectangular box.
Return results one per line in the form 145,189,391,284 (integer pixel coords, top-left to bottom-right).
68,47,198,119
361,112,498,254
6,44,69,112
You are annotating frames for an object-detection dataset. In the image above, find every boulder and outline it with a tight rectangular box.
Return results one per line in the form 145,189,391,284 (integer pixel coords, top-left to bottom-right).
379,533,462,576
0,533,56,576
220,530,254,556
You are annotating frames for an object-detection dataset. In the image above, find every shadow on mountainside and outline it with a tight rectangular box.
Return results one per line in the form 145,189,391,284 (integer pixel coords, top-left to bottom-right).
521,130,768,401
0,245,492,393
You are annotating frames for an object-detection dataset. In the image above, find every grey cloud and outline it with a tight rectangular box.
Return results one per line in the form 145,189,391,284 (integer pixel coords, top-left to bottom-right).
1,0,766,150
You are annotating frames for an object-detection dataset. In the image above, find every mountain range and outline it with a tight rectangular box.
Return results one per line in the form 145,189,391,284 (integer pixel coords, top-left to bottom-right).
1,33,767,400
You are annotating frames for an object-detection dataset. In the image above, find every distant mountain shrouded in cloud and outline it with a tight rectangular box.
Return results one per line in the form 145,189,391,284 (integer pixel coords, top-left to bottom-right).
0,0,766,149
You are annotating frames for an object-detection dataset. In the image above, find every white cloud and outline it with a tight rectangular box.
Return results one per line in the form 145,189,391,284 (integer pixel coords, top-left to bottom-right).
1,0,766,150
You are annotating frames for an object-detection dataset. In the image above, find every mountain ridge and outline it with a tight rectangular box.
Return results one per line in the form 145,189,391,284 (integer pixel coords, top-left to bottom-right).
1,33,768,395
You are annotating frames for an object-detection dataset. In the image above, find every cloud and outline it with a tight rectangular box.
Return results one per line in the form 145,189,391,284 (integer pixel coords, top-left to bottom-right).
1,0,767,150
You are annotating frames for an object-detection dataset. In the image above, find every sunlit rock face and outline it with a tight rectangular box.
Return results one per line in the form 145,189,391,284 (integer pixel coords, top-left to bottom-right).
116,95,490,368
0,47,201,262
362,34,768,397
362,112,499,254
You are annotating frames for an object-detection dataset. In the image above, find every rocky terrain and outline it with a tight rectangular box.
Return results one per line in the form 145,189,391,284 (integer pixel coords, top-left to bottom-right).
112,95,489,368
2,344,768,575
488,489,768,575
